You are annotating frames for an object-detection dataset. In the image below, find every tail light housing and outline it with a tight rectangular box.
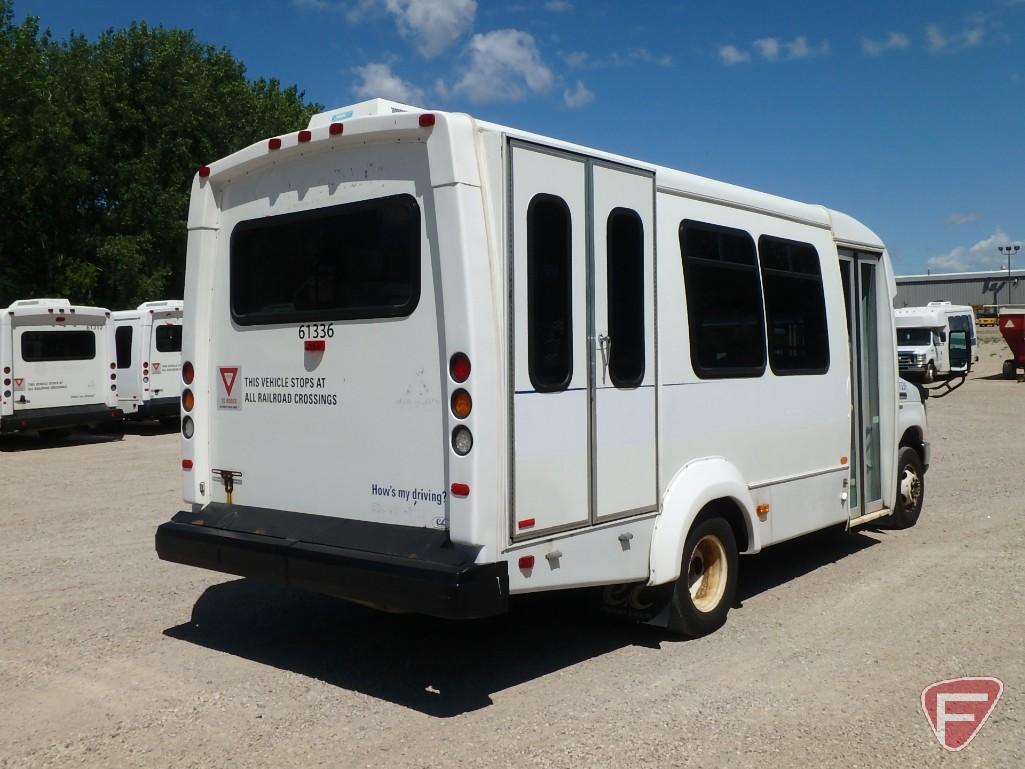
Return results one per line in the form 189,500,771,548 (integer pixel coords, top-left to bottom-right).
449,352,470,383
182,361,194,385
181,388,194,412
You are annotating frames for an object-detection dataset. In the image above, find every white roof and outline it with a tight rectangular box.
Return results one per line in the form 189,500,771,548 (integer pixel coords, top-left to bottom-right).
6,298,110,318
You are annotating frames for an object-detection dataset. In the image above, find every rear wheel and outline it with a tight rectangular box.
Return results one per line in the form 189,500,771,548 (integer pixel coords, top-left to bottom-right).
1003,360,1016,380
667,516,739,637
890,446,925,529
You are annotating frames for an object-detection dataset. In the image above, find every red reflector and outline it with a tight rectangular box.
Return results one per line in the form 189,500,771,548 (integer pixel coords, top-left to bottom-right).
182,459,193,470
329,122,344,136
110,362,116,369
20,420,28,428
518,555,534,569
305,340,326,352
518,518,535,530
451,482,470,497
298,130,312,143
198,165,211,178
419,113,436,127
55,317,65,323
268,137,282,150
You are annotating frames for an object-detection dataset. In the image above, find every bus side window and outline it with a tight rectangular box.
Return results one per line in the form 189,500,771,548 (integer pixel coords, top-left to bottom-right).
115,325,133,369
758,236,830,375
527,194,573,392
607,208,645,388
680,220,765,378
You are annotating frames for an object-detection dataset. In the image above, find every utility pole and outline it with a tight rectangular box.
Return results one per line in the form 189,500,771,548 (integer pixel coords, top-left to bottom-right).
998,244,1021,304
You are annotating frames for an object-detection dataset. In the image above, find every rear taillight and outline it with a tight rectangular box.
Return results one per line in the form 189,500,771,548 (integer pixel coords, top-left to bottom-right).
182,459,194,470
449,352,470,383
182,416,195,439
181,389,194,412
452,426,473,456
182,361,194,385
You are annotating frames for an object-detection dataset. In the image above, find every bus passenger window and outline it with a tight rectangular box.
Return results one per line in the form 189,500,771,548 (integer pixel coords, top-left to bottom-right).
606,208,645,388
115,326,133,369
527,194,573,392
758,236,829,374
680,221,766,378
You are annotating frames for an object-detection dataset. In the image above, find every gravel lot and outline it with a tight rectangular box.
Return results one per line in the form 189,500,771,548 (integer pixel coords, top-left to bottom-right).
2,333,1022,768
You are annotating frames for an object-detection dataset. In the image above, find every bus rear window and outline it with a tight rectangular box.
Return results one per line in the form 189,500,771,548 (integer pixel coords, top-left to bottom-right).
230,194,421,325
21,330,96,362
155,324,182,353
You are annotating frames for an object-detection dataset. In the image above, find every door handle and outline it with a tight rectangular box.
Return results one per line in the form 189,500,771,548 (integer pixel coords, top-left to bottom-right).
597,333,611,384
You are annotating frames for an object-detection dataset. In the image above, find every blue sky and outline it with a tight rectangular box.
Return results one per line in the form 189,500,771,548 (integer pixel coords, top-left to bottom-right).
16,0,1025,275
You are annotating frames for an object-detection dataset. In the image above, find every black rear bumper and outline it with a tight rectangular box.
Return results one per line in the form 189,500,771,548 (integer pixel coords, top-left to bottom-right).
136,396,178,420
156,504,508,619
1,404,123,433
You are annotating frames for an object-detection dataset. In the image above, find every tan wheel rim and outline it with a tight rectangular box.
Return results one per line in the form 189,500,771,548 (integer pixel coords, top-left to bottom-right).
688,534,728,613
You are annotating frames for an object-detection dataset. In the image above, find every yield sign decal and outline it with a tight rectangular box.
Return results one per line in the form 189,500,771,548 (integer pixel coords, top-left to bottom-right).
921,677,1003,751
219,367,239,396
13,377,25,389
1005,318,1015,329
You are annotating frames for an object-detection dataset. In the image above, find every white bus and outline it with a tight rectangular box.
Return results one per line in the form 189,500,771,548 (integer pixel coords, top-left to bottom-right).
1,298,121,435
156,100,930,636
112,300,184,420
895,302,977,382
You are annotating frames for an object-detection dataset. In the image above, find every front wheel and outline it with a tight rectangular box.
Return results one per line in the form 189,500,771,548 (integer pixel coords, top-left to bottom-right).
1002,360,1016,380
667,516,739,637
890,446,925,529
923,362,936,383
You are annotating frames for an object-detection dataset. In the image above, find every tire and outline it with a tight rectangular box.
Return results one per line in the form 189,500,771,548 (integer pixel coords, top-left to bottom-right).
40,428,72,440
1003,360,1016,380
923,362,936,383
891,446,925,529
667,516,739,637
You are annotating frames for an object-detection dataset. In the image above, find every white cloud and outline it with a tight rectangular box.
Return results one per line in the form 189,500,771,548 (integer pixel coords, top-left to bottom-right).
563,80,593,108
450,29,554,102
352,62,425,104
947,211,984,226
926,22,986,53
861,31,910,56
544,0,573,11
561,50,590,68
561,48,671,68
753,37,780,61
785,35,829,59
356,0,476,58
927,228,1016,272
718,45,750,65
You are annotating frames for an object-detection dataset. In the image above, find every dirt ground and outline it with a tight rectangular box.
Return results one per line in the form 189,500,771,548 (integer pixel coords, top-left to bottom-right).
1,332,1022,768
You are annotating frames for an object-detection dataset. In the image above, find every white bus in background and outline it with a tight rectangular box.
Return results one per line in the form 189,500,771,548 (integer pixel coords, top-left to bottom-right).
1,298,121,435
895,302,977,382
113,301,184,420
156,99,932,637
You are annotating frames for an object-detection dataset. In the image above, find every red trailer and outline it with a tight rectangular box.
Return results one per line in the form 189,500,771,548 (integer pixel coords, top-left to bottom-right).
999,306,1025,380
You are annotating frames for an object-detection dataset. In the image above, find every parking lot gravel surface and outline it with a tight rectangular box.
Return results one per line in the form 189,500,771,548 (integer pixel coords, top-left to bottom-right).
1,333,1022,768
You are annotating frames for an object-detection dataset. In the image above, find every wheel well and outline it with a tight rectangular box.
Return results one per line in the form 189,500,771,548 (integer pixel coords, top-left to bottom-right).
695,498,750,553
900,426,925,462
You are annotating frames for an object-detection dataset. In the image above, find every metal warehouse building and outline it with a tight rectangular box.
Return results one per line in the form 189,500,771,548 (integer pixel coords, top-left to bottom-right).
895,269,1025,307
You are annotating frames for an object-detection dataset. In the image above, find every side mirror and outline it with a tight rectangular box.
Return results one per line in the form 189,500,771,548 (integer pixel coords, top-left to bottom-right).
948,329,970,372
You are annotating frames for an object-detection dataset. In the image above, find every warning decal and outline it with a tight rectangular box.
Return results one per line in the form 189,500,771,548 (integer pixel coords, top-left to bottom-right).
217,366,242,410
13,377,25,390
1006,319,1015,329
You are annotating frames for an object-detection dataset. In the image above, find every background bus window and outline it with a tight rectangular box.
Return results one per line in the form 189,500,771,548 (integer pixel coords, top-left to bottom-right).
154,325,182,353
21,330,96,362
115,326,133,368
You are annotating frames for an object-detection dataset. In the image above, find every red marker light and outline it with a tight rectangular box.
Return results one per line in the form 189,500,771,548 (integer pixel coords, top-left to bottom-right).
298,130,312,143
305,340,326,352
55,317,65,323
518,555,534,570
517,518,536,530
268,137,282,150
181,459,193,470
182,361,194,385
449,352,470,383
329,122,344,136
419,113,436,127
198,165,211,178
451,482,470,497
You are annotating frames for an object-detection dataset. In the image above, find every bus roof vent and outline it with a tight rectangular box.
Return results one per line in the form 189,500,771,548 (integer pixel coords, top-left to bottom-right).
137,300,183,310
926,301,953,307
306,98,425,130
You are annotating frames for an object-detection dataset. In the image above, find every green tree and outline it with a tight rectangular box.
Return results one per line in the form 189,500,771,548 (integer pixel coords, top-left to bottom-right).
0,1,321,308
